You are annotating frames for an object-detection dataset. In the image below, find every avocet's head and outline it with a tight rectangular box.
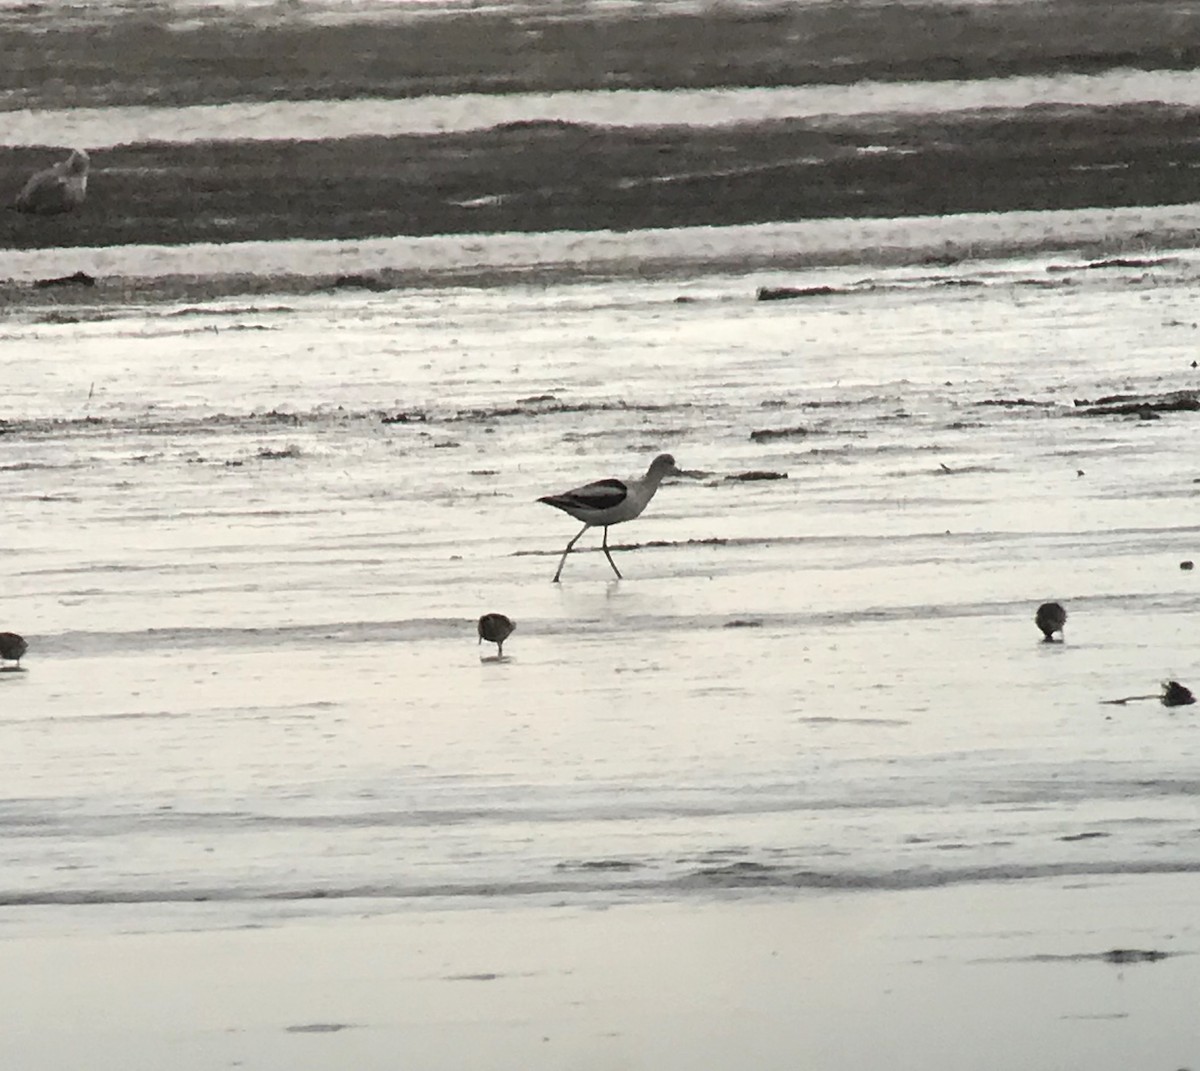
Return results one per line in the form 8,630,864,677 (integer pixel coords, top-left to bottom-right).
648,453,681,478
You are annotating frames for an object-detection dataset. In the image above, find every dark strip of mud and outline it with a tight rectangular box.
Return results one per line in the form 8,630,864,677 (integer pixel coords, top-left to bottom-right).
0,396,705,440
4,2,1200,110
5,102,1200,253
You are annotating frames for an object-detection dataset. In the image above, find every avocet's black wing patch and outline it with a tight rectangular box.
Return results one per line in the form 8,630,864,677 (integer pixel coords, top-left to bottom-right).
540,478,628,514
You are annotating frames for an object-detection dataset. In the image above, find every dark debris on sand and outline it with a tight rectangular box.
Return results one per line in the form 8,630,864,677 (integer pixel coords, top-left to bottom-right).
1075,389,1200,417
1026,948,1172,964
1100,680,1196,708
726,471,788,481
330,274,394,292
1103,949,1171,964
33,271,96,289
750,426,810,443
756,285,840,301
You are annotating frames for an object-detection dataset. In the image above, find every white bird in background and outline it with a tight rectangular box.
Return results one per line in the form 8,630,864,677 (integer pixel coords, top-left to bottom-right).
11,148,90,215
538,453,683,582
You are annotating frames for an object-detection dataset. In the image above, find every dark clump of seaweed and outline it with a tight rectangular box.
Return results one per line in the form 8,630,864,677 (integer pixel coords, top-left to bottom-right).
726,470,788,481
749,425,809,442
1075,389,1199,417
449,398,681,422
33,270,95,289
756,285,840,301
330,273,393,291
1045,257,1175,273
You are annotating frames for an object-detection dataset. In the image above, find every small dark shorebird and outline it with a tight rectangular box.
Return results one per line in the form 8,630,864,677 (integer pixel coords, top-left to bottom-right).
478,613,515,659
0,632,29,668
1035,602,1067,642
1162,680,1196,707
538,453,683,582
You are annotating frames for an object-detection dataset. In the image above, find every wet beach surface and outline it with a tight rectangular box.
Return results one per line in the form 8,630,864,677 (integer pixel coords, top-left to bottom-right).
4,256,1199,903
3,2,1200,1068
3,252,1200,1069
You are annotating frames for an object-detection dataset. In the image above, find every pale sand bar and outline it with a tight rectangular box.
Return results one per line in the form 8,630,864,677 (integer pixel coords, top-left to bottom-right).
2,876,1197,1070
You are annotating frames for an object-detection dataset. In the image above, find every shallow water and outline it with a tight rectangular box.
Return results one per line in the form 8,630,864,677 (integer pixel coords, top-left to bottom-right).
2,241,1198,927
3,67,1199,148
5,202,1200,285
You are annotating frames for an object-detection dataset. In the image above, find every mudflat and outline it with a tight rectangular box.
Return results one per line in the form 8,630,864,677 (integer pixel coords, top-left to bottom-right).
3,1,1200,251
4,1,1200,108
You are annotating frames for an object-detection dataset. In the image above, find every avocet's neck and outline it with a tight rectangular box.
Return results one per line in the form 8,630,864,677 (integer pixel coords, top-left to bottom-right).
642,454,677,486
642,466,668,491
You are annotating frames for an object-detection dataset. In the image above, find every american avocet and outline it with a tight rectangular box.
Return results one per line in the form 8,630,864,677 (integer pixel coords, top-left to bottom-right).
11,149,89,215
539,453,682,582
1035,602,1066,642
478,613,515,658
0,632,28,668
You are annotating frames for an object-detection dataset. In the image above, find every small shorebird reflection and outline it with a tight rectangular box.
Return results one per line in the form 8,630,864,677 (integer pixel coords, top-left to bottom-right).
478,613,515,660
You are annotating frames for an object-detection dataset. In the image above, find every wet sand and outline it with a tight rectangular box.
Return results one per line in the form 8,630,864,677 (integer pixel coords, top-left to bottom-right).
5,258,1200,1070
5,201,1200,309
4,6,1200,1068
3,878,1198,1070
